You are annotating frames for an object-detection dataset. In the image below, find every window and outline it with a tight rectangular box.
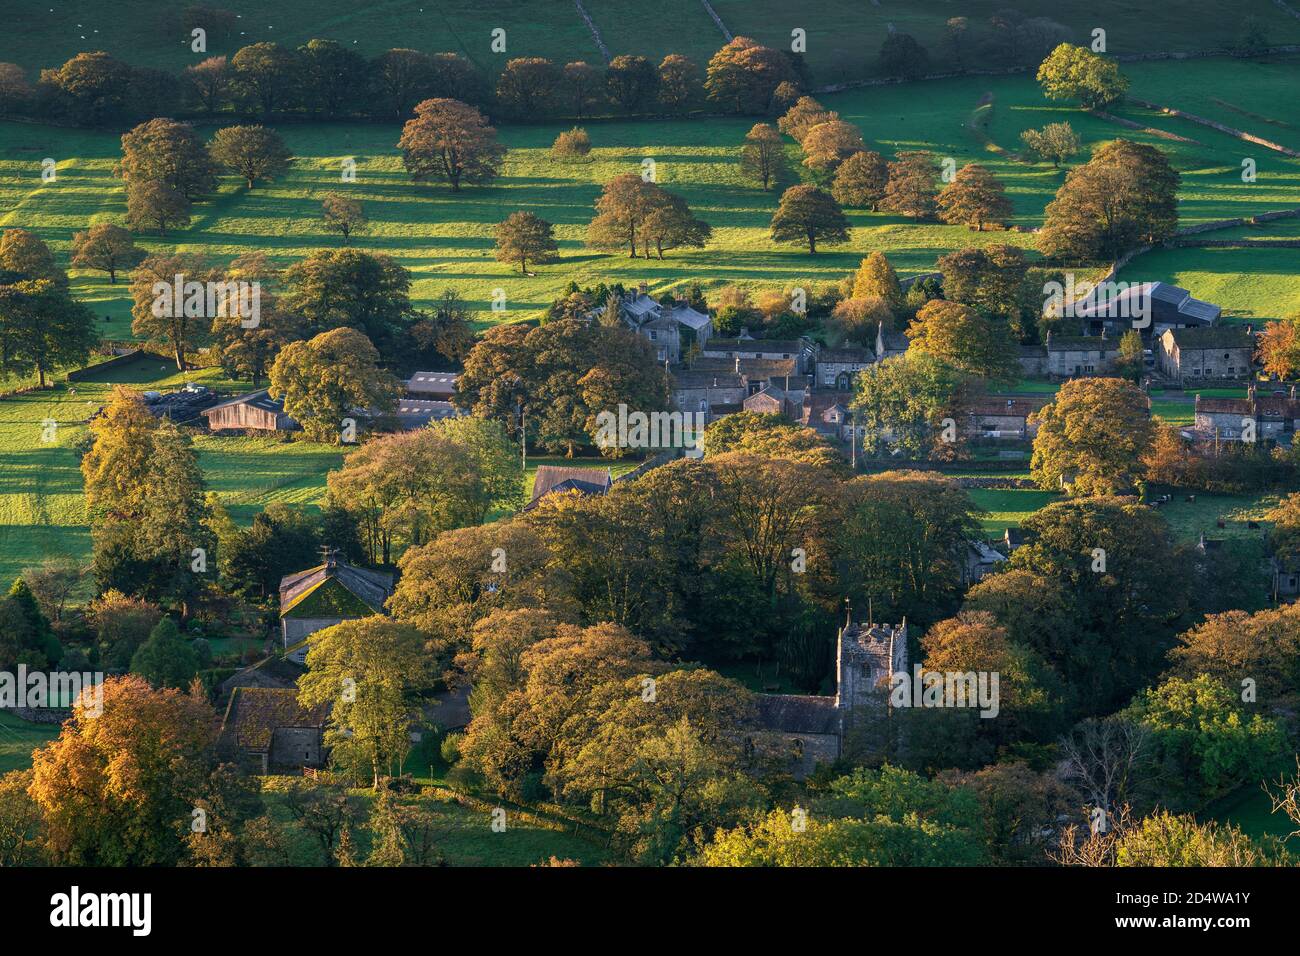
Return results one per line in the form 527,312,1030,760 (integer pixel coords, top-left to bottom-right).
791,739,804,760
647,330,657,340
698,400,707,411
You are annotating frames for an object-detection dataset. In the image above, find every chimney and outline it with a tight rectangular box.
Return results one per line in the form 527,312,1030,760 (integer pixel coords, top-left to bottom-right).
637,281,648,297
734,356,740,373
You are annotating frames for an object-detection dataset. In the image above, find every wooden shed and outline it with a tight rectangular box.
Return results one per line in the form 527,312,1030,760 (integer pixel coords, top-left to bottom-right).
201,389,298,433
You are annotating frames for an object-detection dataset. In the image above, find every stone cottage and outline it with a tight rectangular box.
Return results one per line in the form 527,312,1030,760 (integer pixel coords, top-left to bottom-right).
1045,331,1119,378
218,686,329,774
755,615,908,778
602,285,713,364
1157,326,1254,384
816,346,876,390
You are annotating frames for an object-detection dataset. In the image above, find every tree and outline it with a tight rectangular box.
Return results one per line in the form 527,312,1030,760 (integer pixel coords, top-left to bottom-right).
1169,604,1300,703
705,37,796,115
129,253,213,369
0,278,96,386
551,127,591,161
828,296,893,348
230,41,300,117
210,251,301,385
777,95,835,143
297,38,367,118
1116,329,1145,383
370,49,438,120
936,245,1030,324
1036,43,1128,109
605,55,658,112
907,299,1019,382
1039,139,1180,260
279,248,412,353
319,192,367,245
586,173,660,258
851,251,904,309
397,97,505,191
117,117,216,200
1020,121,1081,167
21,558,81,627
81,387,159,520
702,411,840,467
130,617,199,690
1030,377,1155,494
882,151,938,219
831,149,889,209
208,124,293,188
657,54,701,111
800,120,866,174
740,123,785,189
641,192,712,259
268,327,400,443
496,57,561,117
880,33,930,79
125,180,191,236
851,353,962,460
298,618,430,786
409,286,475,367
769,184,849,254
38,52,134,125
0,62,34,114
937,163,1013,230
0,229,63,290
69,223,144,284
1256,315,1300,380
561,61,601,118
30,675,227,865
494,211,558,275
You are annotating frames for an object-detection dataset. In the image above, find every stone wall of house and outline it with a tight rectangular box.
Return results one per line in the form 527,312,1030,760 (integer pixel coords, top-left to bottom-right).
754,731,840,779
817,361,872,390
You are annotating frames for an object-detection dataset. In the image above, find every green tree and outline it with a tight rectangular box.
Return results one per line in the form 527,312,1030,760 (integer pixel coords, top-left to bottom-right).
279,248,412,354
230,42,300,118
1020,122,1081,168
850,353,961,459
496,57,561,117
130,617,200,690
268,327,400,443
604,55,658,112
208,124,293,188
494,211,558,274
1036,43,1128,109
1030,377,1155,494
769,184,850,254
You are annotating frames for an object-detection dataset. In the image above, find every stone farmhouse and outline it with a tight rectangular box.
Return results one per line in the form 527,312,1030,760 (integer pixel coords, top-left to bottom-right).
700,336,817,374
755,615,908,778
1157,326,1254,384
218,687,329,774
816,345,876,391
962,397,1048,440
1072,281,1221,337
1045,331,1120,378
278,551,394,662
875,322,909,361
601,284,713,364
1191,387,1300,444
670,369,746,419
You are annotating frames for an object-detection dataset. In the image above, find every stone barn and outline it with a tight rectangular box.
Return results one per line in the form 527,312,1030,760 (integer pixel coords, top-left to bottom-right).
279,551,394,662
218,687,330,774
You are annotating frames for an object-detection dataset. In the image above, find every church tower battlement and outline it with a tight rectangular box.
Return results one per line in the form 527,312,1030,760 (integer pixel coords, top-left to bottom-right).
834,610,908,712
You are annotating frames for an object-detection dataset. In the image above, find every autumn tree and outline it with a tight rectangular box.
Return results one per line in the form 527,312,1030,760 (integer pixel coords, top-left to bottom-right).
0,228,66,288
832,149,889,209
1257,315,1300,380
1020,121,1081,167
230,41,300,117
1037,43,1129,109
279,248,412,354
210,252,302,384
882,151,939,219
397,97,506,190
551,126,591,161
641,192,712,259
777,95,834,143
587,175,708,259
370,49,439,119
936,244,1031,323
495,211,558,274
1030,377,1155,494
126,180,191,236
496,57,561,117
319,192,367,245
1039,139,1179,260
704,36,796,114
69,222,144,283
605,55,658,112
117,117,216,199
268,327,401,442
828,296,894,348
740,122,785,189
907,299,1019,382
800,120,866,174
128,253,214,369
937,163,1013,230
769,184,850,254
657,54,701,110
561,61,602,118
851,251,904,310
208,124,293,188
298,618,430,787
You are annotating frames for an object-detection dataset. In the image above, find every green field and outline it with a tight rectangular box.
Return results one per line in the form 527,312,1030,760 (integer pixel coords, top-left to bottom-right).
0,353,343,587
3,0,1298,86
0,711,59,774
2,55,1299,335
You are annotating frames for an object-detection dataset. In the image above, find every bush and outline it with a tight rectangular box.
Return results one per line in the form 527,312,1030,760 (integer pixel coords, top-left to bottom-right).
440,731,463,766
551,126,591,161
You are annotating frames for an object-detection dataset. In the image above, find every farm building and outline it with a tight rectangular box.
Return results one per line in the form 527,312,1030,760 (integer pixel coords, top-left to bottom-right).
390,399,464,430
1192,388,1300,444
1073,281,1221,336
279,551,394,662
701,337,817,374
962,397,1048,440
526,465,612,510
1157,326,1254,384
201,389,298,433
1045,331,1119,377
142,385,220,424
671,370,746,418
816,346,876,390
218,687,329,774
875,322,909,361
406,371,459,399
743,384,797,417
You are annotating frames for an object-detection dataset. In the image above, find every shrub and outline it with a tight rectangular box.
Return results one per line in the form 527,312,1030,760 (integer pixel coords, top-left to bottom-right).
551,126,591,161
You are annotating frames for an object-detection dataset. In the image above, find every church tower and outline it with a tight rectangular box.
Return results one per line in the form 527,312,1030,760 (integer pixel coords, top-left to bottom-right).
833,604,908,712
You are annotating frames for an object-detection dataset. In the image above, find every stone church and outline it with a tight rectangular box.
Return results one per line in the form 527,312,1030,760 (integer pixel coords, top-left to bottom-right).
755,614,908,778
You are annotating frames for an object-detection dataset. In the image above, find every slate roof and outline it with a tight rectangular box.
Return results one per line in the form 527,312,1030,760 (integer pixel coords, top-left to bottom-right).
1167,326,1253,350
1046,335,1117,351
530,465,612,502
756,694,840,736
1074,281,1220,326
819,347,875,364
965,397,1048,419
672,370,745,390
219,687,329,753
279,558,393,618
393,399,462,428
704,338,806,355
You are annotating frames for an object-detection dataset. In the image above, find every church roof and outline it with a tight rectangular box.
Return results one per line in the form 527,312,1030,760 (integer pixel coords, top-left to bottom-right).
756,694,840,736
